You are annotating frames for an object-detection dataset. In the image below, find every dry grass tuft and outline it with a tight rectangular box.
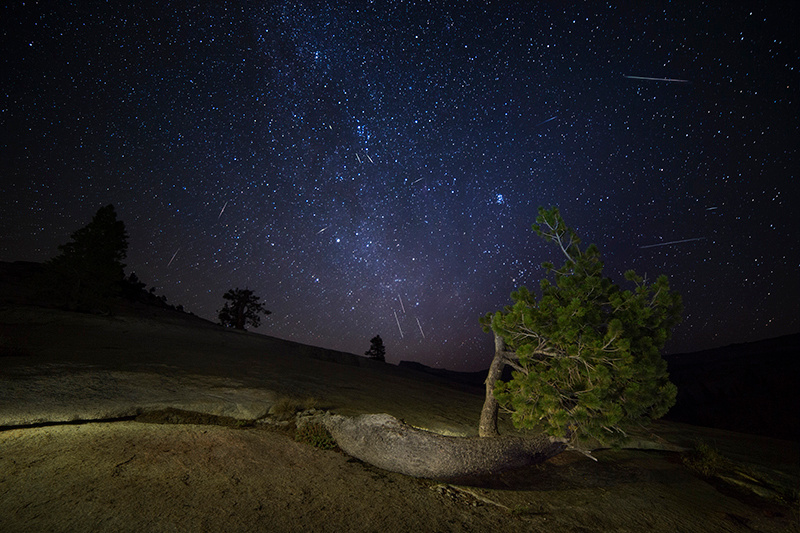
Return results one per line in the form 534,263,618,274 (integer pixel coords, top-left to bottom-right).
294,422,336,450
269,396,319,421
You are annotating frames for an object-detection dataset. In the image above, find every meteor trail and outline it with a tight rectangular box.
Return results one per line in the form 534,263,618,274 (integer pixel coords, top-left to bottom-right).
411,178,423,185
217,201,228,219
316,226,330,235
167,248,180,266
356,153,362,163
624,75,690,83
398,293,405,313
394,311,404,338
640,237,705,249
534,115,558,127
416,317,425,339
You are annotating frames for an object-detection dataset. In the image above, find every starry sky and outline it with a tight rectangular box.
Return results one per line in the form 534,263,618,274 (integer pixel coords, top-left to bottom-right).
2,1,798,371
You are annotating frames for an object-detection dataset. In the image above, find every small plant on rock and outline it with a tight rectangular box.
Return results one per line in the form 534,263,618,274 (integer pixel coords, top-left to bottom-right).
271,397,302,421
295,422,336,450
682,441,725,477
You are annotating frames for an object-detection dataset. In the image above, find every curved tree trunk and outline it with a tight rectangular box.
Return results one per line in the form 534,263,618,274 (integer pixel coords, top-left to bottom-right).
319,412,567,482
478,333,507,437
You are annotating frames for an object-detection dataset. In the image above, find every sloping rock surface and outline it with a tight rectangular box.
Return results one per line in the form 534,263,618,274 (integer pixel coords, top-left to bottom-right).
0,366,275,427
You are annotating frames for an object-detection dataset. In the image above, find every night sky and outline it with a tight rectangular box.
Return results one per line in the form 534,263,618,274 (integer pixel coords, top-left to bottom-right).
2,2,798,371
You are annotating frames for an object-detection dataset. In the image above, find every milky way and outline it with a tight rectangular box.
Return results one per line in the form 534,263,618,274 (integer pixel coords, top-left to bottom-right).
2,2,798,370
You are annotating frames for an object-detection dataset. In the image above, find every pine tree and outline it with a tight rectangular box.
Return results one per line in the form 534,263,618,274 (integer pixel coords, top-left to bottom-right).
45,204,129,311
218,288,271,330
479,207,682,445
364,335,386,362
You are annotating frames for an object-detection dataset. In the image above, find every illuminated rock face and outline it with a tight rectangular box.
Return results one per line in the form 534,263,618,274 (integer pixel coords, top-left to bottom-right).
312,413,567,482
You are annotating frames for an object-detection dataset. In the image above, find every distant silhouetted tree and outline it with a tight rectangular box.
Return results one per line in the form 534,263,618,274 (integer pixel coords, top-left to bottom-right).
364,335,386,362
45,204,129,311
218,288,271,330
121,272,146,300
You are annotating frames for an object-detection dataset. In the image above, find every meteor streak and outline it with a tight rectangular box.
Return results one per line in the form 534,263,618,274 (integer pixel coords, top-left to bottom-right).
534,115,558,127
217,201,228,219
640,237,705,249
394,311,404,338
167,248,180,266
416,317,425,339
316,226,330,235
624,75,690,83
398,293,406,313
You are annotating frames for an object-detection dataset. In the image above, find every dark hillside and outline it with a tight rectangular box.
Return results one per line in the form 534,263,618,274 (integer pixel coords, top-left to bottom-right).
0,261,46,305
664,334,800,441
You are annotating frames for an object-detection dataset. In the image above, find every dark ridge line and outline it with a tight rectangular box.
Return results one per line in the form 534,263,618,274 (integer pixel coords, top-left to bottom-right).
0,415,138,432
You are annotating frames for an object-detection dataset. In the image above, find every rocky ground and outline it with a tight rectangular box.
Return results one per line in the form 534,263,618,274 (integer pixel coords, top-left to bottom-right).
1,305,798,532
2,417,797,533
